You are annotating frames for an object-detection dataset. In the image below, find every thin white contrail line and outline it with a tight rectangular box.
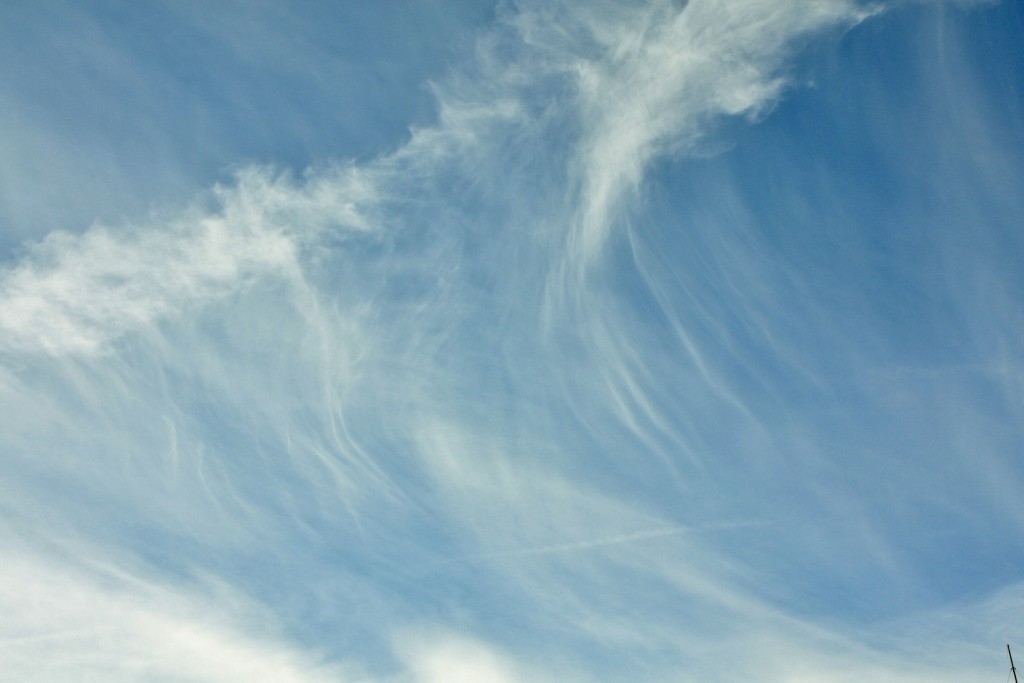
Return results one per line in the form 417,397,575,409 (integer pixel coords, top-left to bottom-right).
439,520,768,566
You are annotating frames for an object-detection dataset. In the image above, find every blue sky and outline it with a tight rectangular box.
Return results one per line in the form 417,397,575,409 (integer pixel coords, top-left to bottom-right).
1,1,1023,681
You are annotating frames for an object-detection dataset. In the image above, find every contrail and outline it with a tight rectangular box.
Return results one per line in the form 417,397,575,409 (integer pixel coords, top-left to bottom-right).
441,520,768,565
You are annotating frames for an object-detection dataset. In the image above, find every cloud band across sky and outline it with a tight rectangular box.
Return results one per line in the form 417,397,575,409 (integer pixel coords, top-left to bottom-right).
1,0,1023,681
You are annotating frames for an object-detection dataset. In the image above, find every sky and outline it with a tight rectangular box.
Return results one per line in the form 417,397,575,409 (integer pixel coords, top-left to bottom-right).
1,0,1023,681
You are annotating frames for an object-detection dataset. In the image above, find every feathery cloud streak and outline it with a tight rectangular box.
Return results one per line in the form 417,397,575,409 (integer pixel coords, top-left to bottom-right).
1,1,1023,681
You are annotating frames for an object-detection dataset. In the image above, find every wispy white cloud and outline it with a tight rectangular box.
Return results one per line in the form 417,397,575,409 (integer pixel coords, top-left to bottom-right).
562,0,878,268
0,544,594,683
393,630,571,683
0,0,875,358
0,549,354,683
1,0,1022,682
0,165,375,356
